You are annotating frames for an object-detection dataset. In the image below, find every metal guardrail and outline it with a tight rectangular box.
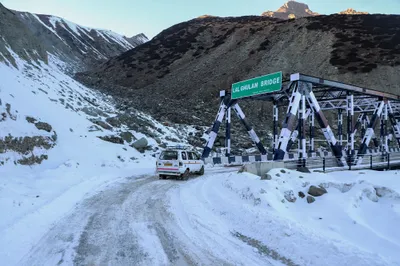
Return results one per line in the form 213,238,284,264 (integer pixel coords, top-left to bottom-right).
303,153,398,172
207,152,400,172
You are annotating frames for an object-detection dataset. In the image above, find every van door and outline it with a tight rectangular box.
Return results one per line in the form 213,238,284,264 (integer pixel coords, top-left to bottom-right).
187,152,200,171
181,151,188,170
192,152,203,170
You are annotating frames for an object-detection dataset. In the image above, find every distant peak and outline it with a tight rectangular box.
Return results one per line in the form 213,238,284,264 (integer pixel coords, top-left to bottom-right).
262,1,319,19
197,15,217,19
125,33,149,46
339,8,369,15
281,1,310,10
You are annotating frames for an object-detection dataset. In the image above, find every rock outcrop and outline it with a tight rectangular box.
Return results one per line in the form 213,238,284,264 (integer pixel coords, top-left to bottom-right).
262,1,319,19
339,8,369,15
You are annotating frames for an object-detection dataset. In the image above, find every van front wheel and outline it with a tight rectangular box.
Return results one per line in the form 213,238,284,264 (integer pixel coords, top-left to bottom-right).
182,169,190,181
198,166,204,176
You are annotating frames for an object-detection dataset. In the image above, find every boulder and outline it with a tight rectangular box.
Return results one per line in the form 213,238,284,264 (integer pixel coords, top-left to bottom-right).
284,190,297,203
92,120,113,130
132,137,148,149
26,116,36,124
18,154,48,165
106,116,122,127
35,122,52,132
261,173,272,180
81,107,108,117
297,166,311,173
298,191,305,198
119,131,135,143
307,196,315,204
308,185,327,197
98,135,124,144
88,125,103,132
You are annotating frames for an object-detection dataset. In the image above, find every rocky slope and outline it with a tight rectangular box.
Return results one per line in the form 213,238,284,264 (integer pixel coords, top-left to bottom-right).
76,14,400,136
262,1,319,19
0,3,148,73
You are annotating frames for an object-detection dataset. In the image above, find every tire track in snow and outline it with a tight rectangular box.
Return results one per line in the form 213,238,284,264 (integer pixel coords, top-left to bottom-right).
18,168,250,266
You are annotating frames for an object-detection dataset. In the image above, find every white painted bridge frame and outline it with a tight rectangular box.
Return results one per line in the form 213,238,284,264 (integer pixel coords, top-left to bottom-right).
202,73,400,169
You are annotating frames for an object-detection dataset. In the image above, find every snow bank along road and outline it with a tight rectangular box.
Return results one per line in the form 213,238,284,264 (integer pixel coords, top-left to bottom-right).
14,167,400,266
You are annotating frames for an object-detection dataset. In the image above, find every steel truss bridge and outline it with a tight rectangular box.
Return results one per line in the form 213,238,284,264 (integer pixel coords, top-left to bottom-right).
202,73,400,170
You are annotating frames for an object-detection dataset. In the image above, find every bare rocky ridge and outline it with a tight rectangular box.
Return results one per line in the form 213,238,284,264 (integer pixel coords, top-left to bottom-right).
0,3,148,73
76,14,400,135
262,1,319,19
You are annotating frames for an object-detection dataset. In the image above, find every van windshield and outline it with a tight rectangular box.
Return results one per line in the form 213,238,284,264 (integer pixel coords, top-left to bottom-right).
159,151,178,160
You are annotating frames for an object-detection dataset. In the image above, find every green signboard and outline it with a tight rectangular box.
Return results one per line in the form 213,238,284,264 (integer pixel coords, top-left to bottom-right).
231,71,282,99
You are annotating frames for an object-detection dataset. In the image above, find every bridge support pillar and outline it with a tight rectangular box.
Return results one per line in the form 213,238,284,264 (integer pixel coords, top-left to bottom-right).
353,113,365,139
225,107,231,157
274,82,302,160
273,102,279,152
287,109,310,152
338,108,343,147
298,95,307,161
361,115,367,138
383,102,389,154
380,111,385,153
388,101,400,147
232,103,267,155
309,111,315,153
347,93,355,165
306,88,346,166
202,91,228,159
356,100,385,165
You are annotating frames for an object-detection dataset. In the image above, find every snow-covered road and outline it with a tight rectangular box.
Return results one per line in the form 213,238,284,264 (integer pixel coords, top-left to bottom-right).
16,167,280,266
7,167,400,266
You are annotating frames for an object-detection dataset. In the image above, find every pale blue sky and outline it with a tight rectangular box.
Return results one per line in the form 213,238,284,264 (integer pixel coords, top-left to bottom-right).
1,0,399,39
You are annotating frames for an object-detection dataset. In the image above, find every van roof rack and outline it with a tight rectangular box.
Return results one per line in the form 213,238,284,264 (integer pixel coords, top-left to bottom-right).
166,145,191,150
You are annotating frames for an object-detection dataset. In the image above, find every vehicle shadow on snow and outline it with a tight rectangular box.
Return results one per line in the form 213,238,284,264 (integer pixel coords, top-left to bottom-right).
158,175,200,182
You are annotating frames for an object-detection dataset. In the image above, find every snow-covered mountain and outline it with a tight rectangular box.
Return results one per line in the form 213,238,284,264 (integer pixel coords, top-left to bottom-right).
0,3,148,73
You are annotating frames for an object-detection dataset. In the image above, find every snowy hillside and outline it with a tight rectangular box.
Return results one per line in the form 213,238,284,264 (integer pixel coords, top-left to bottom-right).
0,3,149,73
31,14,135,52
0,48,200,263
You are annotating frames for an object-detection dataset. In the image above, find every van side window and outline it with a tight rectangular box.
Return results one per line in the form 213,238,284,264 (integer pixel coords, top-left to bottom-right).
188,152,194,160
193,153,200,160
181,152,187,160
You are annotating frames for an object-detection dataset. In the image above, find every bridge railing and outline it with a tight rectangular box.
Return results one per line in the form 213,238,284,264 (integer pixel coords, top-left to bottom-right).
305,153,396,172
205,152,400,172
